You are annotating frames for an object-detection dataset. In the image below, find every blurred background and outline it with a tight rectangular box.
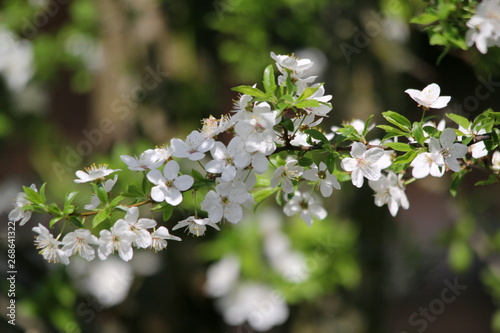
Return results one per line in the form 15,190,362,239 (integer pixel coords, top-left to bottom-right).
1,0,500,332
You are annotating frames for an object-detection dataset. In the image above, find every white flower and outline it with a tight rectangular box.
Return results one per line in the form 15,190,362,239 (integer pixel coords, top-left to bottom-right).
120,149,163,171
113,207,157,248
232,93,253,116
97,225,136,262
405,83,451,109
172,216,220,236
74,164,120,183
430,128,468,172
84,175,118,210
8,184,37,225
458,124,488,159
283,191,327,226
234,101,278,155
410,152,445,178
200,180,253,223
411,129,468,178
32,223,69,264
341,142,384,188
205,254,241,298
271,159,304,194
154,145,173,164
466,0,500,54
171,130,215,161
201,115,233,139
150,226,181,252
61,229,99,261
303,162,341,197
492,151,500,171
205,138,251,181
215,282,289,332
368,171,409,217
147,160,194,206
270,51,315,83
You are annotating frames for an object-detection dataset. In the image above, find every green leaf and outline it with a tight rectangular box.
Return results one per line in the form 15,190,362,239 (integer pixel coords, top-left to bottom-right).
294,100,321,109
377,125,407,136
448,240,472,273
325,153,336,173
39,183,47,204
422,125,439,137
192,179,216,189
50,216,63,227
392,150,419,165
410,13,439,25
162,205,174,222
281,117,294,132
110,195,125,207
298,157,313,167
69,216,84,228
446,113,470,130
383,142,413,152
295,85,320,103
450,169,468,197
123,184,144,197
304,129,329,144
191,169,205,181
262,65,277,94
93,209,110,228
429,33,448,46
362,115,374,137
411,122,425,146
23,185,43,204
96,186,108,204
475,174,499,186
231,85,266,98
382,111,412,131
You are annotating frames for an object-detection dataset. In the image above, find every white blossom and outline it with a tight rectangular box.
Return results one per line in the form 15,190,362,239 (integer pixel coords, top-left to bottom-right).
466,0,500,54
368,171,409,217
147,160,194,206
271,159,304,194
200,180,253,223
120,149,163,171
341,142,384,188
150,226,181,252
283,191,327,226
32,223,69,265
74,164,120,183
410,152,445,179
201,115,233,139
303,162,340,197
405,83,451,109
205,138,251,181
172,216,220,236
492,151,500,171
171,130,215,161
8,184,37,225
97,224,136,262
270,51,315,83
61,229,99,261
113,207,157,248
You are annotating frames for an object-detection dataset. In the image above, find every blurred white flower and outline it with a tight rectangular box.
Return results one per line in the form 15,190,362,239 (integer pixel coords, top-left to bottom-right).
120,149,163,171
172,216,220,236
405,83,451,109
283,191,327,226
466,0,500,54
8,184,36,225
74,164,120,183
368,171,409,217
205,254,240,298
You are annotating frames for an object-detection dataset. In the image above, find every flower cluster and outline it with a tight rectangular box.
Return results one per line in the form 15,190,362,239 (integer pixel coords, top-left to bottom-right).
7,51,500,266
466,0,500,54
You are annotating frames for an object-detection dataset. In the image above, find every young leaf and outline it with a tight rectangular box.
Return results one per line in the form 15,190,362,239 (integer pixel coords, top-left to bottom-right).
410,13,439,25
162,204,174,221
231,85,266,98
93,209,111,228
294,100,321,109
446,113,470,130
69,216,85,228
450,169,468,197
411,122,425,146
383,142,412,152
295,85,320,103
262,65,277,94
281,117,294,132
382,111,412,131
304,128,329,144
